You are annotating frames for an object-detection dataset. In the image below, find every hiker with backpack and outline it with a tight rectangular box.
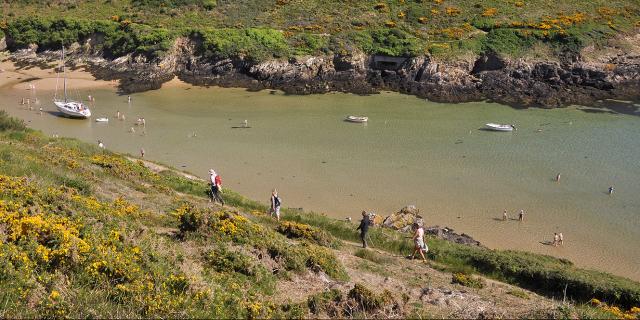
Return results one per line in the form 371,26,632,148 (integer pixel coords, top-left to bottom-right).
356,211,372,248
270,189,282,221
208,169,224,206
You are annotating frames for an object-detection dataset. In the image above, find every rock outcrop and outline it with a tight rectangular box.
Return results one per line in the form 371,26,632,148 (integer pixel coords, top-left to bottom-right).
381,206,482,247
4,34,640,109
382,205,422,232
425,226,483,247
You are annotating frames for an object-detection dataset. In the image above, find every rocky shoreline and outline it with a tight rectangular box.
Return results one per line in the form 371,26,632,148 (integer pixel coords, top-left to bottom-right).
2,34,639,110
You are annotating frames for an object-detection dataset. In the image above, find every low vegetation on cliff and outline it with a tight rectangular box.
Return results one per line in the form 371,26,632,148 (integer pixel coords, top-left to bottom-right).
1,110,639,318
1,0,639,61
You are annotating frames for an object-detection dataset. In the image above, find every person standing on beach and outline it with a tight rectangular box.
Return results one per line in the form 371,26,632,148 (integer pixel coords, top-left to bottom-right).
608,186,614,195
356,211,371,248
269,189,281,221
411,223,428,262
553,233,560,246
558,232,564,246
502,209,508,221
209,169,224,206
518,209,525,221
140,148,145,158
556,173,561,182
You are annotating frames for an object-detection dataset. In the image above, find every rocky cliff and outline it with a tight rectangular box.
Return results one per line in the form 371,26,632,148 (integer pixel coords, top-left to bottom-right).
4,34,640,108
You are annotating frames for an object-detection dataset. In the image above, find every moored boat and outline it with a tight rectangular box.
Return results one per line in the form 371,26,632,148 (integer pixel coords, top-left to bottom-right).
54,47,91,119
345,115,368,123
485,123,515,132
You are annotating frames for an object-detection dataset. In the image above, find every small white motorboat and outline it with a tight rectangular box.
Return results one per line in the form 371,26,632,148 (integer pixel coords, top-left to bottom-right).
95,117,109,123
485,123,516,132
345,115,368,123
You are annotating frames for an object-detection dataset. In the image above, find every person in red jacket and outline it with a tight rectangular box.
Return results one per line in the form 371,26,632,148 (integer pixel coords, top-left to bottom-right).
209,169,224,206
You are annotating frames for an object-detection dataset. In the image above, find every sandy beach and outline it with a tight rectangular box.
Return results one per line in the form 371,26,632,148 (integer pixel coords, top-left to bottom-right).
0,55,194,95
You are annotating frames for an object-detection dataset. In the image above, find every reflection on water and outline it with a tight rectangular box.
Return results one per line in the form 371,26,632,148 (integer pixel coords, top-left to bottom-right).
1,84,639,281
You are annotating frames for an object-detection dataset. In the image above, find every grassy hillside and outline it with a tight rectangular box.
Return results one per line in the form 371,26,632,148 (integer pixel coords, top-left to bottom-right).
1,110,640,318
1,0,639,61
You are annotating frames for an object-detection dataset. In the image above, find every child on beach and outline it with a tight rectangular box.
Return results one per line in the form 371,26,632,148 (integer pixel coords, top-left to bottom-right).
502,209,508,221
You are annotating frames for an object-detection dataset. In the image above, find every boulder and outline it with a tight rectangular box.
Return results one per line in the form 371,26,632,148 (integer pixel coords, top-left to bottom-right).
425,226,483,247
381,205,422,232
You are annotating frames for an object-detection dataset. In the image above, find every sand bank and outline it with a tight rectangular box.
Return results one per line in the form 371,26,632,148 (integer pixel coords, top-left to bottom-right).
0,58,116,91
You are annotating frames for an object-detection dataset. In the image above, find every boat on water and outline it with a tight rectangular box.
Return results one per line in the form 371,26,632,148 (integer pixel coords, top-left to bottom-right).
345,115,368,123
54,47,91,119
95,117,109,123
485,123,516,132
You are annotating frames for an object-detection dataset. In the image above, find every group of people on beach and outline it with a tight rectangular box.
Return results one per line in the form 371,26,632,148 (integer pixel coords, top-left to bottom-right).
502,209,525,221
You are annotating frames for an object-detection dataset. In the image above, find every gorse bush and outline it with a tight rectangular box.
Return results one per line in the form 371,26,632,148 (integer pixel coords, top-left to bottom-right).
451,272,486,289
276,220,340,248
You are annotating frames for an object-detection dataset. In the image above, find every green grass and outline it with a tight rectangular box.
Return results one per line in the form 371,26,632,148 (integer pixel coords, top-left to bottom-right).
1,0,638,60
1,111,639,318
0,112,347,318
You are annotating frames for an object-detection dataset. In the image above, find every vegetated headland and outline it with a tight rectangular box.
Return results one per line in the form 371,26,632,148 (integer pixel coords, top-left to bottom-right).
0,0,639,109
1,109,640,318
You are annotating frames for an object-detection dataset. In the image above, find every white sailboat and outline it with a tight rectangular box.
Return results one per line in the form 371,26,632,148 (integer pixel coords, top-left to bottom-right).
54,47,91,119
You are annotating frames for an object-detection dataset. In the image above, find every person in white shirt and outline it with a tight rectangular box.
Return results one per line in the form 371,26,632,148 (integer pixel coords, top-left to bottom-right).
411,223,428,262
209,169,224,205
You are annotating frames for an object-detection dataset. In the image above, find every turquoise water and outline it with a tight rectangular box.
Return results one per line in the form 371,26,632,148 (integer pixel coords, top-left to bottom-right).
1,84,639,280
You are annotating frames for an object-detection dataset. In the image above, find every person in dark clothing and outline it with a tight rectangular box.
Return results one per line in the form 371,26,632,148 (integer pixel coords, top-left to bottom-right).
356,211,371,248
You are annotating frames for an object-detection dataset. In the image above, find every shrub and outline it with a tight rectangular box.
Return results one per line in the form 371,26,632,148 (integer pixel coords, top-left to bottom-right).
507,289,530,299
203,246,255,275
308,289,343,315
451,272,486,289
276,221,339,248
346,28,423,56
0,111,26,132
194,28,290,62
348,283,395,312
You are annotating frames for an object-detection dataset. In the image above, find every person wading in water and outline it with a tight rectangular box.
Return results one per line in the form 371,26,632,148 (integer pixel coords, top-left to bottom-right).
356,211,371,248
209,169,224,206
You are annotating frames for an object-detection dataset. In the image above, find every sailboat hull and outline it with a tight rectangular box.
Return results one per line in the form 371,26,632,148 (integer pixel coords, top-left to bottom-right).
54,101,91,118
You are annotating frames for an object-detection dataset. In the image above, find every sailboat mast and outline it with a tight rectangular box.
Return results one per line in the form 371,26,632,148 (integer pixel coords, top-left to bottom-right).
62,46,67,102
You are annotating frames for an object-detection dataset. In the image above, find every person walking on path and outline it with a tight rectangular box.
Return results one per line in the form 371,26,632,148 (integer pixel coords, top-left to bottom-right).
411,222,428,262
518,209,525,221
269,189,282,221
356,211,371,248
502,209,508,221
209,169,224,206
